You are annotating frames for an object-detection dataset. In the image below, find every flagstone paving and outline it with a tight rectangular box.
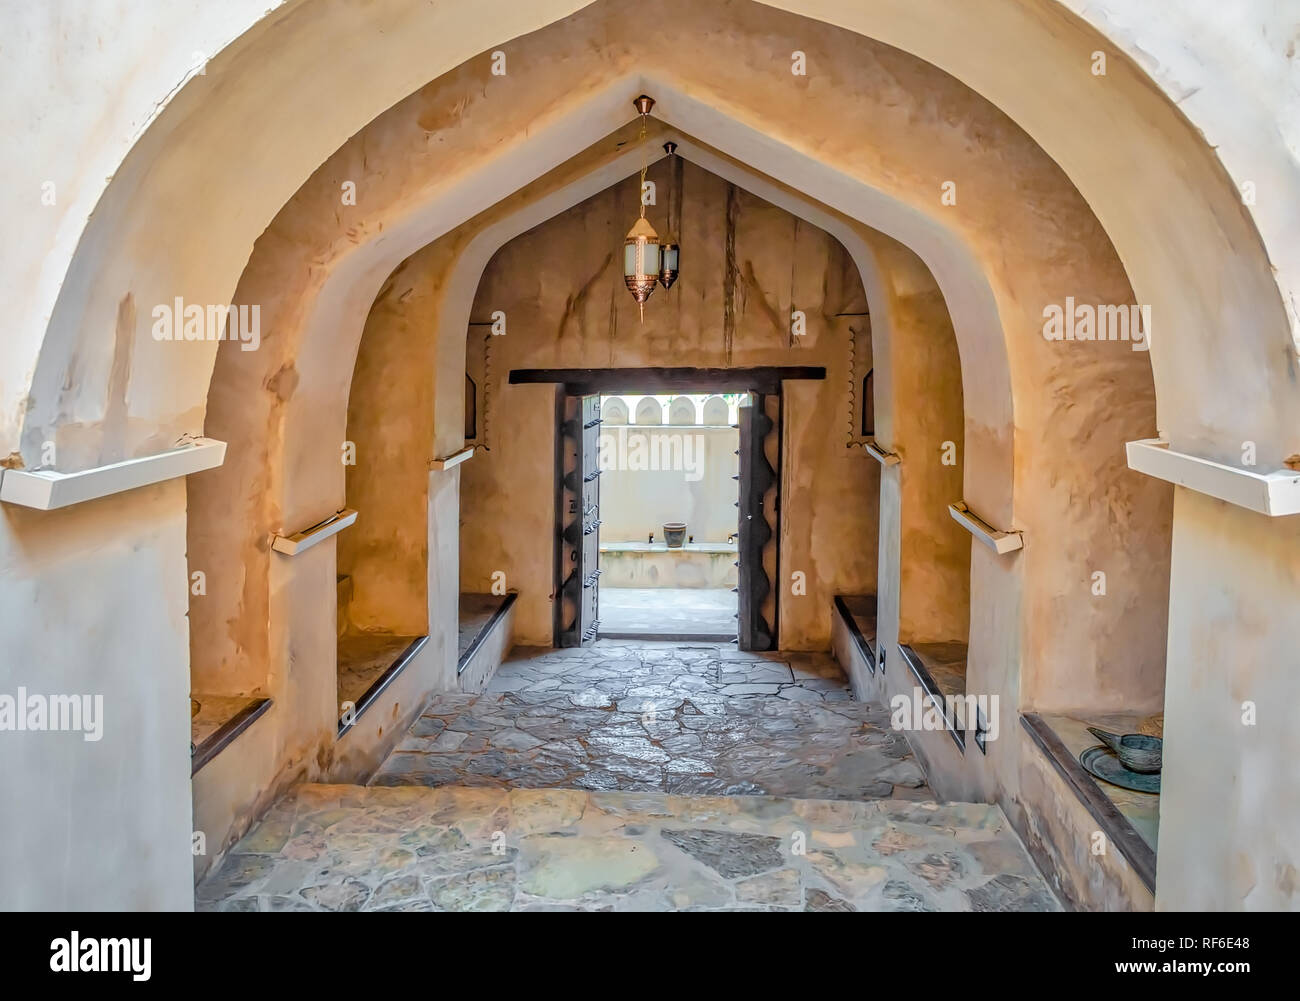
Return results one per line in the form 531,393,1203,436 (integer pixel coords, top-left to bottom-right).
196,784,1059,912
196,639,1060,912
369,639,930,800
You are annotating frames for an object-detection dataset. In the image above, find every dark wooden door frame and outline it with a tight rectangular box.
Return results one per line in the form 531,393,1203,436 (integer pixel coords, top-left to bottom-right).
526,368,826,649
736,393,778,650
553,392,602,647
551,387,567,646
512,366,825,396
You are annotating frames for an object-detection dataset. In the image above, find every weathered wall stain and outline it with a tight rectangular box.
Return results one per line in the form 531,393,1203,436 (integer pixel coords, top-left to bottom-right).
558,251,613,345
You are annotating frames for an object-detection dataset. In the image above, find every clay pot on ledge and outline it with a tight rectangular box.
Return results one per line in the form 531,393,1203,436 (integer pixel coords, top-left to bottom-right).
663,522,687,548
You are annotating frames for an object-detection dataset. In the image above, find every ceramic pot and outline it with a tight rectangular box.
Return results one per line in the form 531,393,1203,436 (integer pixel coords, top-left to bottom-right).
663,522,687,548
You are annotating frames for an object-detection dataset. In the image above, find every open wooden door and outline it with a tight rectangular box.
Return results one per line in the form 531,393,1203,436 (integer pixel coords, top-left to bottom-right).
555,393,602,647
736,392,778,650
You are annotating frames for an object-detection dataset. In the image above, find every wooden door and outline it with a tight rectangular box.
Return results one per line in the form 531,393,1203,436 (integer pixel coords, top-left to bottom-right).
555,393,602,646
736,393,778,650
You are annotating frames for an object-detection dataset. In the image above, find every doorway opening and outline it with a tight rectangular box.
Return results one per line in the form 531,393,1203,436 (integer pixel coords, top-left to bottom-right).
519,365,820,651
596,392,740,641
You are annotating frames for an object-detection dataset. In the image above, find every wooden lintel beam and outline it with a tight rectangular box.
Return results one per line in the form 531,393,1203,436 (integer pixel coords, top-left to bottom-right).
508,366,826,395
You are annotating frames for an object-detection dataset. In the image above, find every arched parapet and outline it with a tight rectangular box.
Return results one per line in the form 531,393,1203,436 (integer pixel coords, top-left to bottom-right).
601,398,630,425
701,396,730,426
667,397,697,426
635,398,665,426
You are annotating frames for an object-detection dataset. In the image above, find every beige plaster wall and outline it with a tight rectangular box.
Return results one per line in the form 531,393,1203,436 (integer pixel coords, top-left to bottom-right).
1156,490,1300,911
0,483,195,910
458,382,559,643
339,260,436,637
888,271,969,648
778,377,882,648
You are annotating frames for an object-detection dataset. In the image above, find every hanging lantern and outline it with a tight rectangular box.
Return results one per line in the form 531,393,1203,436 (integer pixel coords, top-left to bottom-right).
623,95,662,320
658,241,679,290
624,215,661,312
658,141,680,289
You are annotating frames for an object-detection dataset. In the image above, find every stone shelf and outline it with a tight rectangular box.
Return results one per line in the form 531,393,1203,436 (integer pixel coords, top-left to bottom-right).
898,642,969,752
600,541,737,553
456,592,518,692
191,694,271,776
458,592,516,673
1020,711,1158,893
599,541,738,590
1037,710,1160,853
833,594,878,672
337,634,427,736
601,423,738,430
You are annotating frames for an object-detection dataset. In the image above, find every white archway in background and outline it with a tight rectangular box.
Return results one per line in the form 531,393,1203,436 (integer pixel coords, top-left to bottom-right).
666,397,697,426
601,397,630,425
701,396,730,426
635,397,665,426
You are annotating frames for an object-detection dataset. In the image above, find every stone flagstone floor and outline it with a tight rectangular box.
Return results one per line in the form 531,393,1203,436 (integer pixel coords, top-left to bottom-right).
196,785,1059,912
195,639,1061,911
369,640,930,800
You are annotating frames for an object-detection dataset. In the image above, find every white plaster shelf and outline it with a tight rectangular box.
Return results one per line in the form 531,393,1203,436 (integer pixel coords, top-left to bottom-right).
429,446,475,471
948,502,1023,555
862,439,900,466
271,508,358,556
1126,438,1300,517
0,437,226,510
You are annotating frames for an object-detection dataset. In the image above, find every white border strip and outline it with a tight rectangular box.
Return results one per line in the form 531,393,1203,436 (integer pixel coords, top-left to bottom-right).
0,438,227,510
863,439,900,466
271,508,358,556
429,446,475,471
948,502,1023,555
1126,438,1300,516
